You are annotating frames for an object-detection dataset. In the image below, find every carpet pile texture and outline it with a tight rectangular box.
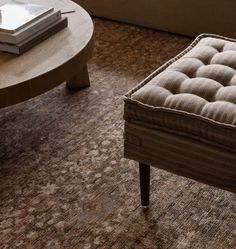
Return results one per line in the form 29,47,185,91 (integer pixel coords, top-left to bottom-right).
0,19,235,249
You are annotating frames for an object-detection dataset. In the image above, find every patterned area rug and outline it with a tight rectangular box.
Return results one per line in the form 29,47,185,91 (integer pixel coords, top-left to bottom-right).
0,18,235,249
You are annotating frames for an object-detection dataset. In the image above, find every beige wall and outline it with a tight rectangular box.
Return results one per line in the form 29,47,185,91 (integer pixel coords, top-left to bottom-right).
75,0,236,38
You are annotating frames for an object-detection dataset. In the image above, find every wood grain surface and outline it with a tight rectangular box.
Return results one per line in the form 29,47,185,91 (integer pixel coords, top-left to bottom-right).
0,0,94,108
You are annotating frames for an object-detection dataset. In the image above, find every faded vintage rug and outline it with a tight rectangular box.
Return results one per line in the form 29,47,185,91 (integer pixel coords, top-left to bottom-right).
0,18,235,249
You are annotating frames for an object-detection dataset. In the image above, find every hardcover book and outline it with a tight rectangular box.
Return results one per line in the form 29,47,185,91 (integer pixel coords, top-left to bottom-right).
0,1,54,33
0,17,68,54
0,10,61,44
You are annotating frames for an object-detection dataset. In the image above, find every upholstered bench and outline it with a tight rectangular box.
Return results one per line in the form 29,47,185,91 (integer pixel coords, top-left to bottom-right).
124,34,236,207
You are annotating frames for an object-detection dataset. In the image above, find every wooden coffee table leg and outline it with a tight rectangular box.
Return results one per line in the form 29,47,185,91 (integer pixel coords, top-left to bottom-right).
67,64,90,90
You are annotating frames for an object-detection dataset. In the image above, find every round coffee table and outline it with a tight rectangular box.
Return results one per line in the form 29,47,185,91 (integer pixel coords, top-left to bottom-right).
0,0,94,108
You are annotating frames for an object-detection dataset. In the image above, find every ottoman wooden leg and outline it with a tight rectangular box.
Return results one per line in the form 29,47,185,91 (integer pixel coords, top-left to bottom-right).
67,64,90,90
139,163,150,208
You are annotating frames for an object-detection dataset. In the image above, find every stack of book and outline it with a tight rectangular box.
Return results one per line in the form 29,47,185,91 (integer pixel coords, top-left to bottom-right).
0,1,68,55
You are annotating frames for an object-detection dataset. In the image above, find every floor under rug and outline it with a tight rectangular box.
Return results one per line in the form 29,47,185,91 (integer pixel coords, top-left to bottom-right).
0,18,235,249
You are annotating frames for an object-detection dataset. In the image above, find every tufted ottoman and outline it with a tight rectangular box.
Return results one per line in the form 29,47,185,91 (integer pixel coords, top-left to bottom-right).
124,34,236,207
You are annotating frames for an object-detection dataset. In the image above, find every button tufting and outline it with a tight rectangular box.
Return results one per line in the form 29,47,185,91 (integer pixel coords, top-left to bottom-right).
127,35,236,149
196,64,236,86
210,51,236,70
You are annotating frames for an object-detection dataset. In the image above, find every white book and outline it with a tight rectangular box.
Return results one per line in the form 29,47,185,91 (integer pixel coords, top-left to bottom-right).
0,1,54,33
0,10,61,44
0,17,68,55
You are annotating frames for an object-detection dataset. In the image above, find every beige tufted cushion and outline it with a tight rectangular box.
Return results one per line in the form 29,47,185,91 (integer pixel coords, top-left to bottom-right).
124,34,236,149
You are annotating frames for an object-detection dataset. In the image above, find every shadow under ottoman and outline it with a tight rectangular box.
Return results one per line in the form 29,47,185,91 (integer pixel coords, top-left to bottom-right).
124,33,236,207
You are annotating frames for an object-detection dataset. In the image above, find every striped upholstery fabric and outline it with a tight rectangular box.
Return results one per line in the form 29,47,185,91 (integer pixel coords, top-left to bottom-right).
124,122,236,192
124,34,236,192
124,34,236,150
